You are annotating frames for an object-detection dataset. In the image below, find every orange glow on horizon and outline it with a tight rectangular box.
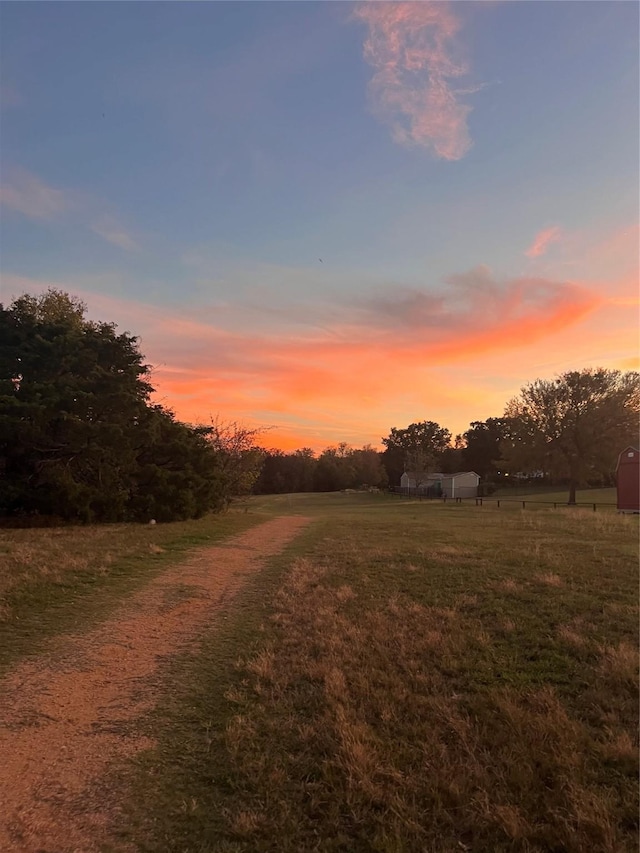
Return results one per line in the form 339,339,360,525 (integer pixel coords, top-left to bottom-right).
5,255,638,453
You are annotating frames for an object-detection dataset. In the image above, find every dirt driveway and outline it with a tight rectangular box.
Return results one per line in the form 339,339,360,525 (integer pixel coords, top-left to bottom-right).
0,515,309,853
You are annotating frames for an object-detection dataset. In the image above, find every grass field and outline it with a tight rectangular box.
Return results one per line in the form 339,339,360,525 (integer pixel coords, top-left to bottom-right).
0,510,263,674
489,486,617,505
254,485,620,509
121,492,639,853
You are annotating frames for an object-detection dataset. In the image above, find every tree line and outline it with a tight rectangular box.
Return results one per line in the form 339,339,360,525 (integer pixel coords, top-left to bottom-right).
2,289,637,521
254,443,388,494
257,366,639,505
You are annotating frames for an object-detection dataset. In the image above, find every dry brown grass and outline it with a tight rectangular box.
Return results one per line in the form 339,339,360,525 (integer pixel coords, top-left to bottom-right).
210,505,638,852
219,550,636,851
0,526,130,600
0,517,312,853
598,641,639,685
0,515,259,614
8,531,119,596
557,623,588,648
0,513,264,673
534,571,563,586
494,577,521,593
122,496,638,853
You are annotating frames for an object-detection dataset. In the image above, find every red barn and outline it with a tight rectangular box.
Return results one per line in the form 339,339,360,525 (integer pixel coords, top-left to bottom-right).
616,446,640,512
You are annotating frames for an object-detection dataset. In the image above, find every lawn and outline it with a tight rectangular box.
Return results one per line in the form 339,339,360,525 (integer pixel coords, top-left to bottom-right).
124,492,639,853
490,486,617,506
0,510,264,673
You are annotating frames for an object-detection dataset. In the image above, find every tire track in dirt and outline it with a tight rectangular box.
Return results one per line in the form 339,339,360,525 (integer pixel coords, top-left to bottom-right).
0,515,310,853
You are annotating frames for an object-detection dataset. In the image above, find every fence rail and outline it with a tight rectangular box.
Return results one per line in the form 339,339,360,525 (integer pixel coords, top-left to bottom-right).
389,488,616,512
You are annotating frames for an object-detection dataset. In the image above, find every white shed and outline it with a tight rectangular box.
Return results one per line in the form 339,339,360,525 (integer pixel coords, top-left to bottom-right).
440,471,480,499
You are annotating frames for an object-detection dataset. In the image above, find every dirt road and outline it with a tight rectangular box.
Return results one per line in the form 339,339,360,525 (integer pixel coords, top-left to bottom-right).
0,515,309,853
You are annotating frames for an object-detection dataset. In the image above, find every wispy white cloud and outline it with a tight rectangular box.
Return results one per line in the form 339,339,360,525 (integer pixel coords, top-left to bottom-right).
91,217,139,252
0,168,71,219
1,166,142,251
354,2,476,160
525,226,562,258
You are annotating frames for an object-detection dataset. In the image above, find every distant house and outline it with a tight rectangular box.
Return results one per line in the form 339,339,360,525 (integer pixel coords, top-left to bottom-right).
400,471,480,499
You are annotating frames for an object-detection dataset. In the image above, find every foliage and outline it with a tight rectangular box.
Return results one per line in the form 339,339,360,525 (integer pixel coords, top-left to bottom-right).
1,290,150,521
350,444,388,490
461,418,512,481
0,290,259,522
439,444,464,474
404,447,433,491
254,448,317,494
254,444,387,494
127,407,226,522
258,369,636,495
7,292,635,513
204,419,266,505
381,420,452,484
503,368,640,503
314,443,356,492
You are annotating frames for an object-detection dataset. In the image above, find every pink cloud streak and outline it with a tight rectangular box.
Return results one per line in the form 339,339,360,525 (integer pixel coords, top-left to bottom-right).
354,2,474,160
525,226,562,258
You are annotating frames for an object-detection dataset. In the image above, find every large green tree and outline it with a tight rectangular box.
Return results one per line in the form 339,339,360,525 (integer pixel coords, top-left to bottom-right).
0,290,243,522
0,290,154,520
503,368,640,503
127,407,226,522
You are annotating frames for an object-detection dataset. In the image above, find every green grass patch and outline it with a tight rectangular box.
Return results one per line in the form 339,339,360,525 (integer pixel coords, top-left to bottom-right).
491,486,617,505
0,509,265,674
120,494,639,852
248,489,395,517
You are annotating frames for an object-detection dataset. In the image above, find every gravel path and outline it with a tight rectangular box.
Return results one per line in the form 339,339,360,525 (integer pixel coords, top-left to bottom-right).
0,515,310,853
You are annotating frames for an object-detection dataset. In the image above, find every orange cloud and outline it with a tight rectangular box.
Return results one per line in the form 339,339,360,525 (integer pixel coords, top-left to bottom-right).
525,226,562,258
343,266,601,352
354,2,474,160
2,268,622,451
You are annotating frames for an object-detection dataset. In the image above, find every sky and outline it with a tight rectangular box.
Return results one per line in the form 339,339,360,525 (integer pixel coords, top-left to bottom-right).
1,1,638,451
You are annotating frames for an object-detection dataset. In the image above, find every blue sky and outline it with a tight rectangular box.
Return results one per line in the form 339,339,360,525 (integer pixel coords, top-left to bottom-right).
1,1,638,448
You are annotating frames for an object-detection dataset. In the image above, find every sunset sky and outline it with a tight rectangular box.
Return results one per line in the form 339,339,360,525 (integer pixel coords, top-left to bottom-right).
1,1,638,450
